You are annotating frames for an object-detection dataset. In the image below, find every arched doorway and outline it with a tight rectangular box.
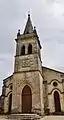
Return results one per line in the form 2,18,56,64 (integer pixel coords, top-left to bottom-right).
54,91,61,112
8,93,12,113
22,85,32,113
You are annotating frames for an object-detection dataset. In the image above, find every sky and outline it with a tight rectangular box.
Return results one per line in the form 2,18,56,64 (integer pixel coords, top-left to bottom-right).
0,0,64,94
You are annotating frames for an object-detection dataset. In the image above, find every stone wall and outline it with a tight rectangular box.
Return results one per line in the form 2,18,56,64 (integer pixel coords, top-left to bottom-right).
43,67,64,113
12,71,44,115
3,75,13,113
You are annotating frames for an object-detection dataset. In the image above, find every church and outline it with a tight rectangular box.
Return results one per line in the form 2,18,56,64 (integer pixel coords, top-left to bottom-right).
0,13,64,117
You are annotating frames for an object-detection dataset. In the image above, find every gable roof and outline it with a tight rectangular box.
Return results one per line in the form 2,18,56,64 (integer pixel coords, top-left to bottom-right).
42,66,64,74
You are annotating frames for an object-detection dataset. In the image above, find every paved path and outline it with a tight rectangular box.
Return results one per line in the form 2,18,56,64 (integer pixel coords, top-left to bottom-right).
0,116,7,120
41,116,64,120
0,115,64,120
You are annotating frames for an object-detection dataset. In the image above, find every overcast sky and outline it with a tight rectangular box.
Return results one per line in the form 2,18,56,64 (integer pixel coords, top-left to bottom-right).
0,0,64,94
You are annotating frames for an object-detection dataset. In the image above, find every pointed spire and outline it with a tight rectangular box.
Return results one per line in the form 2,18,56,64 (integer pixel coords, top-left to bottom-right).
23,13,33,34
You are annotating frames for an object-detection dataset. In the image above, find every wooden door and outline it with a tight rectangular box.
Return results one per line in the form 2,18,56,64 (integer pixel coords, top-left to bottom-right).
22,85,32,113
54,91,61,112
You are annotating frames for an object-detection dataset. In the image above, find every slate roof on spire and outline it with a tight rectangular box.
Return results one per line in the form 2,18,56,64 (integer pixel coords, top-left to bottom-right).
23,14,33,34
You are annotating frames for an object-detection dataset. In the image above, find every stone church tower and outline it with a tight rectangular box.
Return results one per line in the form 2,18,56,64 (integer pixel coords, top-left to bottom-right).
2,14,44,115
12,13,44,115
1,13,64,117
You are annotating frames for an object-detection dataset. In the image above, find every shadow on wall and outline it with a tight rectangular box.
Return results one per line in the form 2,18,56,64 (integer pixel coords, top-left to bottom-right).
0,95,4,113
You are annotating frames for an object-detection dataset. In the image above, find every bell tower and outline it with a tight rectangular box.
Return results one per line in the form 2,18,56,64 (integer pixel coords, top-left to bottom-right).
12,14,44,115
14,13,42,73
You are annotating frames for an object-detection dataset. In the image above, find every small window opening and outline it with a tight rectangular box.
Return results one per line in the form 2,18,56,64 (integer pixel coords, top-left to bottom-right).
21,45,25,55
28,44,32,54
53,82,58,87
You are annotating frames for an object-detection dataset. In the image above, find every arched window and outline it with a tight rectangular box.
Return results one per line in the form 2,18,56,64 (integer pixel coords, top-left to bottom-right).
8,94,12,113
54,91,61,112
28,44,32,54
21,45,25,55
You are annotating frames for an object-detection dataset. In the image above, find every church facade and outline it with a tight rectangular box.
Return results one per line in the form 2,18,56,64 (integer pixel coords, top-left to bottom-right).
1,14,64,116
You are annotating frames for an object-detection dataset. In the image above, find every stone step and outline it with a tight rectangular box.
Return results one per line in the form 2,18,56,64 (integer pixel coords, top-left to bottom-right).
0,114,41,120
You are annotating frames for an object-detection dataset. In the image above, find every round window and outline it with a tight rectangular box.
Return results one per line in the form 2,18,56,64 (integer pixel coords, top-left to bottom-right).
53,82,58,87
